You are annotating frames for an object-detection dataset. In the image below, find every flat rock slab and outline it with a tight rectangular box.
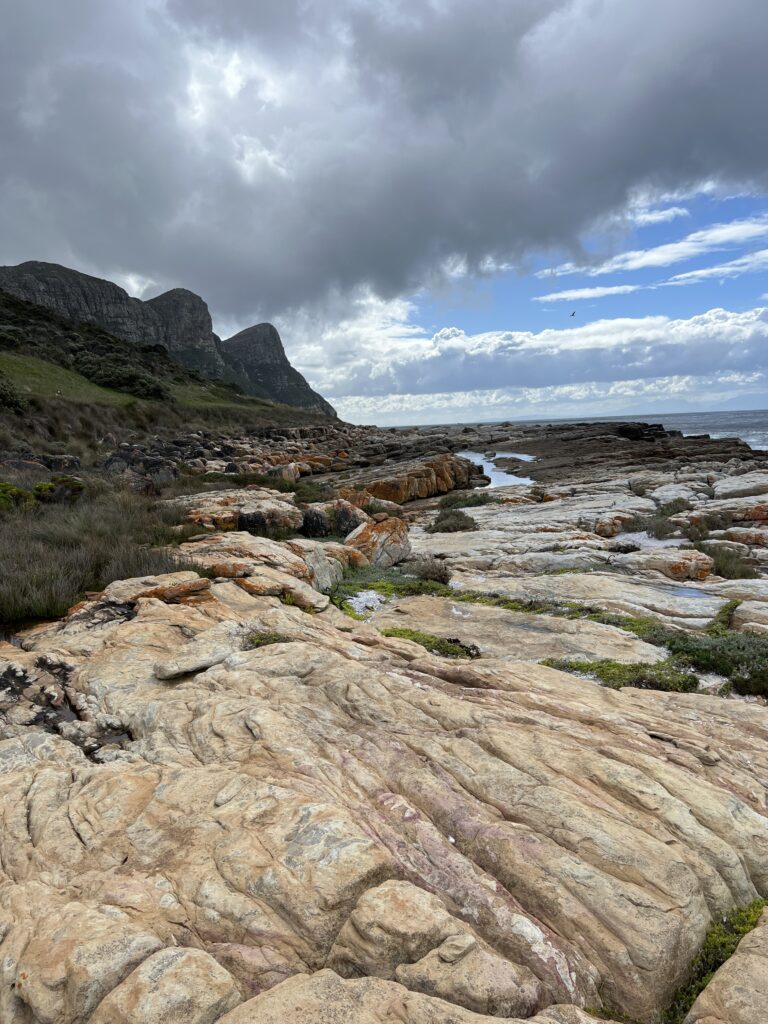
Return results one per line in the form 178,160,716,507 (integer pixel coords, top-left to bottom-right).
369,594,664,664
449,571,727,629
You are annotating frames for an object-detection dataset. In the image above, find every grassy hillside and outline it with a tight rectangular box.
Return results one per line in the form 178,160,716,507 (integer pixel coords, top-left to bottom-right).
0,289,331,457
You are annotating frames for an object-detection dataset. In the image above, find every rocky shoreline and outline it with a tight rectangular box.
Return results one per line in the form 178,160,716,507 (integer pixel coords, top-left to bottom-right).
2,418,768,1023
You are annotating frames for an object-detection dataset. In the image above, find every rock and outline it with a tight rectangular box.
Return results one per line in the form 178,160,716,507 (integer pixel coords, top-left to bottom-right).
0,261,336,412
370,594,665,664
167,488,304,534
216,970,620,1024
712,472,768,500
89,947,242,1024
345,517,411,567
447,570,727,630
614,547,715,581
685,910,768,1024
302,499,371,538
342,455,476,504
220,323,336,416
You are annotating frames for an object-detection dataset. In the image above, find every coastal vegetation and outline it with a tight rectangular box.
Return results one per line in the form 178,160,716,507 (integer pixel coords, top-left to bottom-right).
425,508,477,532
380,627,480,658
661,898,767,1024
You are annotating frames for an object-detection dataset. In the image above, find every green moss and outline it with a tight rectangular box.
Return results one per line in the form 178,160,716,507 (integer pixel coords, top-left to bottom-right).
543,657,699,692
245,631,292,649
662,898,767,1024
380,627,480,658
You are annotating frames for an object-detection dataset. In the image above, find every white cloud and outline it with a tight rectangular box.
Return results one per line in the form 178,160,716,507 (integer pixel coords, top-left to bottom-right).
334,371,768,426
540,215,768,278
631,205,690,226
666,248,768,285
533,284,641,303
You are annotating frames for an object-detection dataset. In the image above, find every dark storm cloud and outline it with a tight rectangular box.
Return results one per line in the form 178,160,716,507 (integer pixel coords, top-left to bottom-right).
1,0,767,331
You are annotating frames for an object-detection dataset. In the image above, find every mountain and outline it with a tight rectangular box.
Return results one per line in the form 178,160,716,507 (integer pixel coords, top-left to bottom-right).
0,261,335,416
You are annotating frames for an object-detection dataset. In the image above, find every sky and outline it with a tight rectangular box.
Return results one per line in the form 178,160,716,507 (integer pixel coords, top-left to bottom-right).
1,1,768,425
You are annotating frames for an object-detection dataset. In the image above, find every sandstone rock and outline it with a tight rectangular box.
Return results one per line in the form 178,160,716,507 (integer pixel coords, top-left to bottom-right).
614,547,715,581
167,488,304,534
216,970,620,1024
685,910,768,1024
302,499,371,538
345,517,411,567
369,594,665,664
89,947,242,1024
712,472,768,500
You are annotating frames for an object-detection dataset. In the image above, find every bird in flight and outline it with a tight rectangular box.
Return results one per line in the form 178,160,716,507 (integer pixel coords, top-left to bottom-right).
570,311,576,317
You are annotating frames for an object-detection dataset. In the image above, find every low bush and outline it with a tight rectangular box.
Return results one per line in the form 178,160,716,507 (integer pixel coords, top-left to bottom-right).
694,542,758,580
426,509,477,533
380,628,480,659
438,491,499,509
662,898,767,1024
0,370,27,414
544,657,699,693
623,498,690,539
408,556,452,584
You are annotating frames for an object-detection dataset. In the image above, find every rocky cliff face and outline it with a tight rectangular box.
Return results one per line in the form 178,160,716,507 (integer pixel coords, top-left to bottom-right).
221,323,336,417
0,261,335,415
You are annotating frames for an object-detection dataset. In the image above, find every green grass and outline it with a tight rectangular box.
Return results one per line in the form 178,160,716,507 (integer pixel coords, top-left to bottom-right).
0,476,208,625
662,899,767,1024
380,627,480,658
0,351,136,405
543,657,699,692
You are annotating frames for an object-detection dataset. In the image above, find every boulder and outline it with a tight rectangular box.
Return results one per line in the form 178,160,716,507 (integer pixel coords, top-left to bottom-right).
345,517,411,567
89,947,241,1024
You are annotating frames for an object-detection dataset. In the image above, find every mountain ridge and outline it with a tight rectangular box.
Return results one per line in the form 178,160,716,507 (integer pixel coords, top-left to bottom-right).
0,261,335,417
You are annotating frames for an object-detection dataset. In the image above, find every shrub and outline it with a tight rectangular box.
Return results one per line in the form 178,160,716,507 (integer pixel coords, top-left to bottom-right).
544,658,699,693
361,500,392,516
0,371,27,414
439,491,499,509
0,481,34,514
426,509,477,533
695,543,758,580
662,898,767,1024
408,556,452,584
623,498,690,539
380,628,480,659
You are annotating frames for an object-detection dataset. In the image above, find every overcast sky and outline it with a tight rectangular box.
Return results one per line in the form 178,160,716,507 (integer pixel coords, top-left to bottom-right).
2,0,768,424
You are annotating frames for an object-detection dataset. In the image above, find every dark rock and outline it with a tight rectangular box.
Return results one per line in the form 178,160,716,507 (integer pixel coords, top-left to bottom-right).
0,261,336,415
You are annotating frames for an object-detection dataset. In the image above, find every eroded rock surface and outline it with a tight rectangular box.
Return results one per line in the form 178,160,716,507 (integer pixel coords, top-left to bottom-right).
3,419,768,1022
